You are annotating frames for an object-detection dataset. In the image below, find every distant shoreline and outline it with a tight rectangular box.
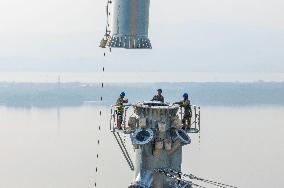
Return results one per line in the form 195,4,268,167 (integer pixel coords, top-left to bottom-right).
0,82,284,107
0,72,284,83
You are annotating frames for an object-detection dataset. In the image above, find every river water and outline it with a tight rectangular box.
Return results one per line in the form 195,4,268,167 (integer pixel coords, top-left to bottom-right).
0,105,283,188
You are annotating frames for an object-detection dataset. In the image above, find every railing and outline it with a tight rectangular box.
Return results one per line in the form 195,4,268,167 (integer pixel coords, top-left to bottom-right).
110,104,135,171
179,105,201,133
110,104,131,131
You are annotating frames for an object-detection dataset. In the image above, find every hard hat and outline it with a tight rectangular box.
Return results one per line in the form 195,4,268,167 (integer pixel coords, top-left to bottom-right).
157,89,162,93
120,92,126,97
183,93,188,98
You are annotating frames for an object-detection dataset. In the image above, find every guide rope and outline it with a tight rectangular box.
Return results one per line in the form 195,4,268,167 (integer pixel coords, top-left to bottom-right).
154,168,205,188
154,168,238,188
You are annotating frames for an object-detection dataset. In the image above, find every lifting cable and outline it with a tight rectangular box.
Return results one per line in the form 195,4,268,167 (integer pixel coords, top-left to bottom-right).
183,173,237,188
154,168,206,188
154,168,238,188
94,0,113,185
94,55,104,188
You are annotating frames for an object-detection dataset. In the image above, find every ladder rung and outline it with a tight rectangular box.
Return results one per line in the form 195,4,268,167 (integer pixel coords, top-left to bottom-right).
112,132,134,171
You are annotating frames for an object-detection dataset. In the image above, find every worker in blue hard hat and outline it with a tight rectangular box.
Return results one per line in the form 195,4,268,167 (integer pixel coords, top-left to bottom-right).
115,92,128,130
151,89,164,103
174,93,192,130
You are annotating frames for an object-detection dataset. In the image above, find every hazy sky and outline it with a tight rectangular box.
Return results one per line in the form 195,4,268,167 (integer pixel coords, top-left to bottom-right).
0,0,283,72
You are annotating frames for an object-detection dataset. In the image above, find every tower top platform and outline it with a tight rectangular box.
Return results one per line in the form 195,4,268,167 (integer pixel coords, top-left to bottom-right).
134,101,178,109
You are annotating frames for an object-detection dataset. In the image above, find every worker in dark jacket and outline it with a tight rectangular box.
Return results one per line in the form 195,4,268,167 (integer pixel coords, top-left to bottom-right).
174,93,192,130
151,89,164,103
115,92,128,129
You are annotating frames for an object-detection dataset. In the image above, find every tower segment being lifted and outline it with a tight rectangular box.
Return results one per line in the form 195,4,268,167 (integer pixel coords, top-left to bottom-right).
100,0,152,49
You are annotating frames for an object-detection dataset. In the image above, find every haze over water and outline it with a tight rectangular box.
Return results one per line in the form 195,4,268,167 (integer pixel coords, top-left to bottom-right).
0,104,283,188
0,72,284,83
1,0,283,187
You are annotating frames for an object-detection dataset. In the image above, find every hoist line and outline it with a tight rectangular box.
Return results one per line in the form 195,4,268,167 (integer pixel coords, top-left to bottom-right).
155,168,237,188
154,168,206,188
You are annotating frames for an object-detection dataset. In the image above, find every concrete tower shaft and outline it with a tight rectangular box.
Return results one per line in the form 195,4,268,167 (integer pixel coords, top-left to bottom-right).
128,102,191,188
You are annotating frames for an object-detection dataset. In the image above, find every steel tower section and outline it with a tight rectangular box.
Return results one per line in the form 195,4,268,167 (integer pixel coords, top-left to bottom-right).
100,0,152,49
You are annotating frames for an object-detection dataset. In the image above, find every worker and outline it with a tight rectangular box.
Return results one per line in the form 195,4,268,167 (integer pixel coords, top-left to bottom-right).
174,93,192,130
115,92,128,130
151,89,164,103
